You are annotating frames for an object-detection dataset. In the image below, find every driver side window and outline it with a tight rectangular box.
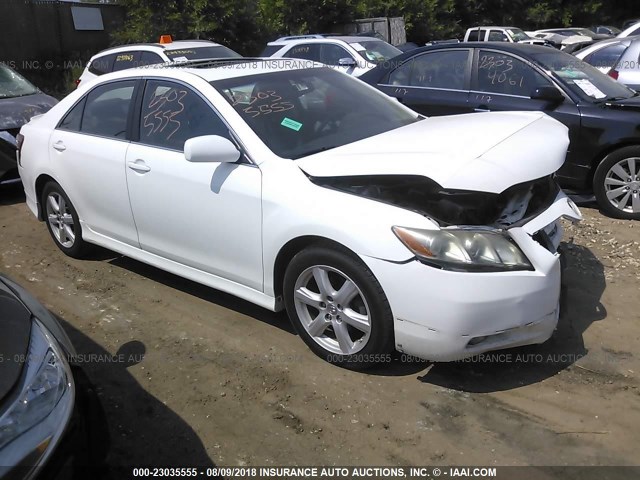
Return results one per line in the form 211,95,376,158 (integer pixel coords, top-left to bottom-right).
139,80,230,151
321,44,353,66
476,51,551,97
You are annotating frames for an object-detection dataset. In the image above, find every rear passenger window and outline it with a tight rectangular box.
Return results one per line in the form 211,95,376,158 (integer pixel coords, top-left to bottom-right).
113,52,140,72
410,50,469,90
321,44,353,66
467,29,483,41
284,44,322,62
260,45,282,57
58,98,86,132
488,30,508,42
584,44,628,70
139,80,230,151
81,81,136,139
88,53,117,75
388,60,413,85
139,51,164,66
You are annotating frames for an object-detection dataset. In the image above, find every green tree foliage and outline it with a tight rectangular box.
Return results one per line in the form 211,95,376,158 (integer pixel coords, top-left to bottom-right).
114,0,637,53
113,0,268,54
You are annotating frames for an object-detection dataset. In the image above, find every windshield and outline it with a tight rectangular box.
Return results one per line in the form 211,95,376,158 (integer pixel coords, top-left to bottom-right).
535,52,636,101
508,29,531,42
352,41,402,64
572,28,597,38
0,65,38,99
165,46,240,61
212,67,418,159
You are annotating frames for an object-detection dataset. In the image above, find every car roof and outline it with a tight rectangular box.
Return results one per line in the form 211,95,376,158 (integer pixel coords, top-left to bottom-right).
412,42,559,56
96,58,326,84
268,36,383,45
467,26,520,30
93,40,224,57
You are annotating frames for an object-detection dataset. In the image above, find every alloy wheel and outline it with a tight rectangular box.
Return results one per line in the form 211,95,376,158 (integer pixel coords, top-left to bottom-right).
293,265,371,355
604,157,640,214
46,192,76,248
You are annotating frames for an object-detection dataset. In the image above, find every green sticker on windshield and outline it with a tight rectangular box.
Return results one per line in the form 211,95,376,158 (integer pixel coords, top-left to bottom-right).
281,117,303,131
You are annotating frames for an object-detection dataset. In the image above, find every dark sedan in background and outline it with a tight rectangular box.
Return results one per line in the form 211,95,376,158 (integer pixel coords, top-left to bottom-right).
0,275,107,479
360,43,640,220
0,65,57,186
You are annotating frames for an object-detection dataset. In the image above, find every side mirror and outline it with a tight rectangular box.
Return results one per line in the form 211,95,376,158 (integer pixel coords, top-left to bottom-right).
338,57,357,67
184,135,241,163
530,86,564,104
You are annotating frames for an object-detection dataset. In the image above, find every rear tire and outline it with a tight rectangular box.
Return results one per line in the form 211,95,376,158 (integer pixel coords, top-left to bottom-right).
42,182,90,258
593,146,640,220
283,244,394,370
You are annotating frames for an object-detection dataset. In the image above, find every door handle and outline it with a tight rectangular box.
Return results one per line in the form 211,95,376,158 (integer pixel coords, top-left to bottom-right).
474,107,491,113
52,141,66,152
127,160,151,173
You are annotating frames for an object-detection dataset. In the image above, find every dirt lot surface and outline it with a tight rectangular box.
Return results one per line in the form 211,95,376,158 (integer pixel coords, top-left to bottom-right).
1,183,639,471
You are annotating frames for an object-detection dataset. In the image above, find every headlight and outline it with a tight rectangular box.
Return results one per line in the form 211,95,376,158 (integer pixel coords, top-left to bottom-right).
393,226,533,272
0,319,74,452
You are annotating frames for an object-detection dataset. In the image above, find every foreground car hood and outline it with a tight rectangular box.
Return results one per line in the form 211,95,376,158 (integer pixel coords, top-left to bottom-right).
0,92,58,130
0,278,31,403
297,112,569,194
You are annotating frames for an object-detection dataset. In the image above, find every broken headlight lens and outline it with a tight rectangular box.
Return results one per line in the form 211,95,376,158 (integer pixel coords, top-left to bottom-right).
393,226,533,272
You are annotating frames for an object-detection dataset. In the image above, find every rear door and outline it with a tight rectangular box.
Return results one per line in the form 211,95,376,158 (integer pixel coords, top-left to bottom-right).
377,49,473,116
49,79,140,246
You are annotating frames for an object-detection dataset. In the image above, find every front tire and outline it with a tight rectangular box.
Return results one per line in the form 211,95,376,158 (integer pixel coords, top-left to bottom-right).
283,245,394,369
42,181,90,258
593,147,640,220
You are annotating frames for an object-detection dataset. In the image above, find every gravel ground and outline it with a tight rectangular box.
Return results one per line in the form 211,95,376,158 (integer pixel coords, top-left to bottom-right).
1,184,639,473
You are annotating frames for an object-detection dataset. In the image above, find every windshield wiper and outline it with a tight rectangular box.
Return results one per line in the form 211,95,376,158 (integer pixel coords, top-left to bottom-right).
297,145,341,158
599,95,635,103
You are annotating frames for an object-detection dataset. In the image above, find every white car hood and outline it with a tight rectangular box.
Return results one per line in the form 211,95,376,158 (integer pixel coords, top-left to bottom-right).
297,111,569,194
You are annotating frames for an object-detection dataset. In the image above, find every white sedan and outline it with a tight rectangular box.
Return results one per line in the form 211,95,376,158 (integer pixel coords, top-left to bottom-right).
17,59,581,368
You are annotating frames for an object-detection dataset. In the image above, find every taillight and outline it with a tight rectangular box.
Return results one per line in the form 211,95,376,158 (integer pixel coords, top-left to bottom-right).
75,79,81,88
16,133,24,166
16,133,24,153
608,69,619,80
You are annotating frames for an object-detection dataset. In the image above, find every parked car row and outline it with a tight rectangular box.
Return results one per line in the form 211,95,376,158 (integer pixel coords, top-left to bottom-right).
360,42,640,219
0,65,57,186
2,24,639,476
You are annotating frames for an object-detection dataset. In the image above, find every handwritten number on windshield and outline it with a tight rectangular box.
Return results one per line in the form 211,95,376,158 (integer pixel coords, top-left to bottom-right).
235,90,294,118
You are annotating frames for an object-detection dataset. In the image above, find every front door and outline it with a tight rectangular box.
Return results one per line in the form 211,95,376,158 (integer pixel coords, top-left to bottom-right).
125,79,263,290
378,49,473,116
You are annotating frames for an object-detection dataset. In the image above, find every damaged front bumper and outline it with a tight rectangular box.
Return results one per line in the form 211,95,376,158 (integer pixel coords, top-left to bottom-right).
360,190,582,362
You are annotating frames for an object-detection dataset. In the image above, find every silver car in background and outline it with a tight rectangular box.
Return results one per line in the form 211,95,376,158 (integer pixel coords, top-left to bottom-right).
575,35,640,91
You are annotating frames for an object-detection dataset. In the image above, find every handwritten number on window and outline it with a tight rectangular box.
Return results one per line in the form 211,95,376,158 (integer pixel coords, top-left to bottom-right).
479,55,524,88
143,89,187,140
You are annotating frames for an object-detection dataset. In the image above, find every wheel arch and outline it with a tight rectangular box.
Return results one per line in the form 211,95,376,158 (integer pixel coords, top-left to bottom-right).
34,173,60,221
591,141,640,187
271,235,361,307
